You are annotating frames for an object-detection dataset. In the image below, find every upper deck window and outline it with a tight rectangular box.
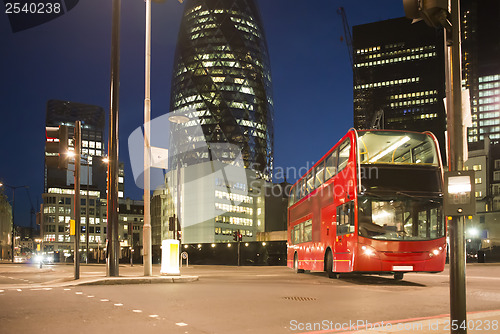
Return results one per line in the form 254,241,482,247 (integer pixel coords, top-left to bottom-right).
357,131,439,166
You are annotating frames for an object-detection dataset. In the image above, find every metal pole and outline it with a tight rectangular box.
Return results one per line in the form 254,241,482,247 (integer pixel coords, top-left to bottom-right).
11,189,15,263
447,0,467,332
86,158,89,264
143,0,153,276
74,121,81,280
237,236,241,267
107,0,121,277
130,222,133,266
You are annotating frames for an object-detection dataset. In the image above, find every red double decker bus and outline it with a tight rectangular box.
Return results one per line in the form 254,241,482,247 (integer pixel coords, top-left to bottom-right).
287,129,446,280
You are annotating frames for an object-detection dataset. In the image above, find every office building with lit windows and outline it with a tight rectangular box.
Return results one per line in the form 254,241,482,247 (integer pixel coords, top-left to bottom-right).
41,100,111,260
165,0,274,244
169,0,274,178
464,0,500,145
474,75,500,143
352,18,447,159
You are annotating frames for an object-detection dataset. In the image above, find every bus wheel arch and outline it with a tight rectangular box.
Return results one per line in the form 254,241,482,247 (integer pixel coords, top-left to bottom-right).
294,252,304,273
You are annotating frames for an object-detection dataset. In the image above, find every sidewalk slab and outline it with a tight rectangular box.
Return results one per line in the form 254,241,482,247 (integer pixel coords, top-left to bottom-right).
342,310,500,334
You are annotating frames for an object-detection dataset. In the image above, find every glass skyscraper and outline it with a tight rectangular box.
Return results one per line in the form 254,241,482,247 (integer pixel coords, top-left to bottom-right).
169,0,274,180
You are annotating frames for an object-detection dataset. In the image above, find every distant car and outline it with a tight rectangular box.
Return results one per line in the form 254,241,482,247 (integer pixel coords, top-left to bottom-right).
14,255,28,263
478,246,500,263
33,254,54,264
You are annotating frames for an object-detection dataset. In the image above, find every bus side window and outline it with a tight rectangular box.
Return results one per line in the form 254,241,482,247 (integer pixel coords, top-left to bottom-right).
338,140,351,172
325,150,338,180
306,172,314,194
297,179,304,200
314,161,325,188
336,202,355,235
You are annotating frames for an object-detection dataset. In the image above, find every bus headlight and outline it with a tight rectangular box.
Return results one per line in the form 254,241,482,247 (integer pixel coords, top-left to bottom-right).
429,247,444,257
361,245,375,257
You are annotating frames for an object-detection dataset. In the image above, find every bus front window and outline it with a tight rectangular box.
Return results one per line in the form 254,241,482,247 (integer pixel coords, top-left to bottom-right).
358,196,444,241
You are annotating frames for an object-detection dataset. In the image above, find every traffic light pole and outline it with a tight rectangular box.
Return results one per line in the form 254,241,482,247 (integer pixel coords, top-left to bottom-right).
446,1,467,332
237,238,241,267
107,0,121,277
74,121,81,280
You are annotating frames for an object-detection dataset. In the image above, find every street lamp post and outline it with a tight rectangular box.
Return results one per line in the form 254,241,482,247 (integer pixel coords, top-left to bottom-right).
143,0,154,277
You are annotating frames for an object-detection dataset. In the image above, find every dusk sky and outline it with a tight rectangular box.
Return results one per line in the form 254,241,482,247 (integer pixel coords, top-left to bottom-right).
0,0,406,227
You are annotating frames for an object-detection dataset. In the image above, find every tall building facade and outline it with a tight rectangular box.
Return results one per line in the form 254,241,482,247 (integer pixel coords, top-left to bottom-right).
166,0,274,244
353,18,447,158
170,0,274,179
465,0,500,144
0,192,12,260
42,100,109,259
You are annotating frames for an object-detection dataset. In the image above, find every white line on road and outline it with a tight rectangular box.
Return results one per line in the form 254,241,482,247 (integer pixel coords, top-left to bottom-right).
0,290,4,293
176,323,188,327
132,310,143,313
100,299,109,302
149,315,159,318
16,289,22,292
75,292,83,295
64,288,71,291
409,273,500,280
114,303,123,307
87,295,95,298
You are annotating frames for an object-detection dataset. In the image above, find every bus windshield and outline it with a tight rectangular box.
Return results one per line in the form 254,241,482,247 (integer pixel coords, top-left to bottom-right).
358,195,444,241
357,131,439,166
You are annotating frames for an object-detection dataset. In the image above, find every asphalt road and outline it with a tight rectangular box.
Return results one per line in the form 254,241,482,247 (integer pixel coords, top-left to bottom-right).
0,264,499,334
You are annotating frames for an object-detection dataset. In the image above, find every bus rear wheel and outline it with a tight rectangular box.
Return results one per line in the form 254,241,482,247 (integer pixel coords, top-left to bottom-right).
294,253,304,273
394,273,404,280
325,251,339,279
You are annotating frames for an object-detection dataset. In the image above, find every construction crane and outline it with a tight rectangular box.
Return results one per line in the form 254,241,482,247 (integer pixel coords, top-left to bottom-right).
337,7,383,130
337,7,354,70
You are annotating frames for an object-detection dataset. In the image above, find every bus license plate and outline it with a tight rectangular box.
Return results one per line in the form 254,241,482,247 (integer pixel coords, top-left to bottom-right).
393,266,413,271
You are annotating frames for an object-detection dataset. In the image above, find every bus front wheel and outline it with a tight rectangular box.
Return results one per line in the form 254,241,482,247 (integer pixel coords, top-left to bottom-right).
394,273,404,280
294,253,304,273
325,251,339,279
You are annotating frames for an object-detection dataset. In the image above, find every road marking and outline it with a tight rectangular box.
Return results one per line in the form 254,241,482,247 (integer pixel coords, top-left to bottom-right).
31,288,43,291
87,295,95,298
114,303,123,307
149,315,159,318
43,288,52,291
64,288,71,291
0,290,4,293
17,289,22,292
75,292,83,295
176,322,188,327
100,299,109,302
132,310,143,313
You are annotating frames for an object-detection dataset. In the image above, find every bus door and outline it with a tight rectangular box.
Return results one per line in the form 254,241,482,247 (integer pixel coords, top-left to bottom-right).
334,201,355,272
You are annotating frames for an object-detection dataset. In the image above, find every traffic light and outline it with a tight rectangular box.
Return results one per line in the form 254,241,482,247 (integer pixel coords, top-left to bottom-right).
403,0,449,28
45,125,69,169
176,218,181,241
238,230,243,242
233,231,238,241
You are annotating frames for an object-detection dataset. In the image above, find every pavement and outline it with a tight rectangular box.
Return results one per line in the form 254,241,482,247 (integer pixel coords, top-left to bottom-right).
0,261,198,289
1,262,499,333
330,310,500,333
